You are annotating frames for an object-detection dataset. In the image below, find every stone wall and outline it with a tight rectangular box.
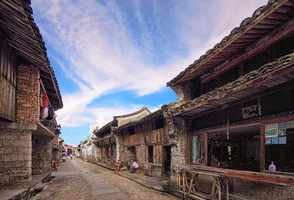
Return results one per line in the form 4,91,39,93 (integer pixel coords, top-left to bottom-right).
0,128,32,185
171,132,186,170
168,117,188,172
32,134,52,175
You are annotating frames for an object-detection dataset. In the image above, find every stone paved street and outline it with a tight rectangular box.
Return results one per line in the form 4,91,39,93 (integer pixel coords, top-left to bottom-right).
33,158,178,200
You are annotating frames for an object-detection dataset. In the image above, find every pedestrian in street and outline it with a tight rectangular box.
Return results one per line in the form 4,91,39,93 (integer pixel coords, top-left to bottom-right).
115,159,123,174
52,159,58,171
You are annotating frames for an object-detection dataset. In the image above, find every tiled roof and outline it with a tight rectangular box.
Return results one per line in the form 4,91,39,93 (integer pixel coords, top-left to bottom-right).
116,109,163,133
168,0,294,87
170,52,294,116
0,0,63,109
93,107,151,136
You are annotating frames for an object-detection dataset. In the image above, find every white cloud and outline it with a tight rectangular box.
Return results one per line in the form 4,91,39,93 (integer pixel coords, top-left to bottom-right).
32,0,267,130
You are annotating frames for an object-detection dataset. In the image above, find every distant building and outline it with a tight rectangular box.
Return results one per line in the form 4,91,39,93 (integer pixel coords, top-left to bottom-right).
115,109,169,177
79,137,99,163
64,144,78,156
92,107,151,165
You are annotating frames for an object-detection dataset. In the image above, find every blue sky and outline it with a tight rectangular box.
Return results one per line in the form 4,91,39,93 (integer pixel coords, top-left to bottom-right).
32,0,267,145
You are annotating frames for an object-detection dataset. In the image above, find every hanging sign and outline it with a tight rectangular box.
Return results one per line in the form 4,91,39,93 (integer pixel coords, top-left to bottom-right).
242,104,259,119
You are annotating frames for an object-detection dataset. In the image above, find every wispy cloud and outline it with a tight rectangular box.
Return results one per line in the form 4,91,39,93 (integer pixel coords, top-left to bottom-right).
32,0,267,131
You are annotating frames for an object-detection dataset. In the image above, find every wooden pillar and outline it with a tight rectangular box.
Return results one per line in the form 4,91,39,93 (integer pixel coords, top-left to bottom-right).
186,133,192,164
204,132,208,165
185,119,192,164
260,124,266,172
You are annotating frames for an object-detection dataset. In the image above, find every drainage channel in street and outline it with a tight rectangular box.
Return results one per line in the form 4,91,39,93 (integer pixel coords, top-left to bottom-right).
9,176,55,200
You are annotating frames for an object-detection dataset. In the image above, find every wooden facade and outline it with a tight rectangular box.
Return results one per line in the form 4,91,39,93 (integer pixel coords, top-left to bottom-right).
117,110,169,176
0,39,16,121
166,0,294,199
93,108,151,164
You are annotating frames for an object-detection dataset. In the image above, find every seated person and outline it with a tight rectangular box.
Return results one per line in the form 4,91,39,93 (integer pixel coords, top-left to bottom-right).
130,160,139,173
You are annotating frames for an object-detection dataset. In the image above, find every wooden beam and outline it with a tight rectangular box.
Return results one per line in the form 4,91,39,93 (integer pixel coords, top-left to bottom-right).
172,0,291,85
186,130,192,164
266,12,291,20
261,18,286,25
240,33,265,39
284,1,294,7
275,5,294,14
201,18,294,84
246,28,269,35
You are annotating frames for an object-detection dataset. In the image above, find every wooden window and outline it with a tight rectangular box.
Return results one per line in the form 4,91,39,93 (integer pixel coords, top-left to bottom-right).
128,127,135,135
265,122,294,173
154,115,164,130
208,129,260,171
0,40,16,121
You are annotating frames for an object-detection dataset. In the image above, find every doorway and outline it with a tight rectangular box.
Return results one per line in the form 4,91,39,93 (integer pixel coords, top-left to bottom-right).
162,145,171,176
148,145,154,163
127,146,137,161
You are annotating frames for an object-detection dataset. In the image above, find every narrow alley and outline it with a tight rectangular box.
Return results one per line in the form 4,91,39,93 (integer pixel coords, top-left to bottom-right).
1,0,294,200
33,159,178,200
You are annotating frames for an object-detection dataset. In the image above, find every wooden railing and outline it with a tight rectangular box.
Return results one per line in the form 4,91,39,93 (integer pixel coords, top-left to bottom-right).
175,168,229,200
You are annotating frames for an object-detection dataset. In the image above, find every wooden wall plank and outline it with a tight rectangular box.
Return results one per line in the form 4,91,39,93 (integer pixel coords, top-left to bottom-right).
121,124,168,166
0,40,16,121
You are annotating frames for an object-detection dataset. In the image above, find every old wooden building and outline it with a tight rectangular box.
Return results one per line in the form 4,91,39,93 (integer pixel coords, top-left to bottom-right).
93,108,150,165
115,109,169,177
0,0,63,185
166,0,294,199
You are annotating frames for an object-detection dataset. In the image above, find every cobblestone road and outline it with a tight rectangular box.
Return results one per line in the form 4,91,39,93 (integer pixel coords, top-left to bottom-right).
34,158,178,200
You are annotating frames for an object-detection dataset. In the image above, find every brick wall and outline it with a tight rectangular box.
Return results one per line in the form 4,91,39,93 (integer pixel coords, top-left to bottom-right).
171,139,186,169
16,65,40,124
0,129,32,185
